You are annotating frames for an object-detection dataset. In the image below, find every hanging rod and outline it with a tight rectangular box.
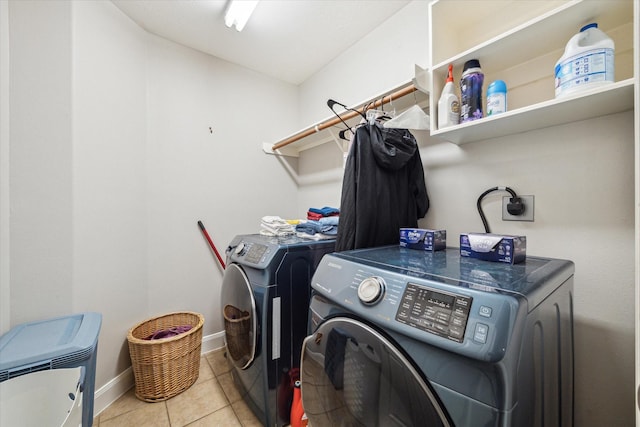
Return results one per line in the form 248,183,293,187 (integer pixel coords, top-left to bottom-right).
271,84,418,151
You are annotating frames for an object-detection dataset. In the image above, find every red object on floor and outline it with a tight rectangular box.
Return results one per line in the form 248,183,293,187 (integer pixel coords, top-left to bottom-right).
291,381,304,427
290,380,308,427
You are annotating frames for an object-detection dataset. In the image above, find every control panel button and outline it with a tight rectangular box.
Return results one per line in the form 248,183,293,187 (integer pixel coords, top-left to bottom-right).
479,306,493,318
358,276,385,305
234,242,246,255
474,323,489,344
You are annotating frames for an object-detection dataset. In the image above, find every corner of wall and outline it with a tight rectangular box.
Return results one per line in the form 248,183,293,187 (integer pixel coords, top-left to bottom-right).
1,0,11,335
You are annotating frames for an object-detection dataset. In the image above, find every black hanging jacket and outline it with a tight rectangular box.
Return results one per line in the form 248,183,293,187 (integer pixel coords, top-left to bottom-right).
335,122,429,252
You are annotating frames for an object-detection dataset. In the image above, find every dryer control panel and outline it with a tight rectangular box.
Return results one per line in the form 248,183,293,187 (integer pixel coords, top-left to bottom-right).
226,234,336,271
238,242,269,264
395,283,472,343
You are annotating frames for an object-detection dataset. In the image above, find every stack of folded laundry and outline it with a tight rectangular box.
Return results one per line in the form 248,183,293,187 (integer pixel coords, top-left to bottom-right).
295,217,339,239
260,216,295,236
307,206,340,221
297,206,340,240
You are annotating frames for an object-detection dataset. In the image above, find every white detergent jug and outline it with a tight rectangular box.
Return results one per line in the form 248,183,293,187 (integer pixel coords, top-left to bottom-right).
554,23,614,97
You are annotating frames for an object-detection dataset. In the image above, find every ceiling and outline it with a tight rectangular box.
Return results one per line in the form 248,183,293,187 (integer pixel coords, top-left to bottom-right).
111,0,411,85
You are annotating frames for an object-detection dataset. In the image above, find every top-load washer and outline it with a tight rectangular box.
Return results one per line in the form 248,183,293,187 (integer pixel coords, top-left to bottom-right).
221,234,335,427
300,246,574,427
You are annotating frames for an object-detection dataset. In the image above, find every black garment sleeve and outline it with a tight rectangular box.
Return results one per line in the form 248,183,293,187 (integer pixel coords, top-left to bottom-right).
411,148,429,219
335,131,360,252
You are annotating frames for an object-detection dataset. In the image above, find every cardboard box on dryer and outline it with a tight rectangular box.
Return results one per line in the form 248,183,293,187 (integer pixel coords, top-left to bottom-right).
459,233,526,264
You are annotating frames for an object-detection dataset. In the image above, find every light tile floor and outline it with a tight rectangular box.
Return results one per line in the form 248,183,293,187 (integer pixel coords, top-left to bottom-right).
94,349,262,427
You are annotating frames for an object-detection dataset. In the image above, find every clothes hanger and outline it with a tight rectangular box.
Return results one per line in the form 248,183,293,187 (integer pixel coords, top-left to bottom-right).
366,96,395,125
327,99,366,140
382,92,430,130
338,128,353,141
383,105,430,130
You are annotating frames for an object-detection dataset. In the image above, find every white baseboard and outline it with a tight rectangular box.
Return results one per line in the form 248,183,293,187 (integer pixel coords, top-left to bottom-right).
93,331,226,417
201,330,226,354
93,367,134,417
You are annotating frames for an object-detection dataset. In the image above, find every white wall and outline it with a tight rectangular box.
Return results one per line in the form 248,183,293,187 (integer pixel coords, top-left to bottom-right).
295,1,636,426
295,0,430,217
1,0,11,334
9,0,74,324
6,0,299,405
72,0,149,380
298,0,429,126
145,32,299,335
420,116,635,427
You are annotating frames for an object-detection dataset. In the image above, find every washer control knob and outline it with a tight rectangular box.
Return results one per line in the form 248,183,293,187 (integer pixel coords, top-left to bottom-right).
234,242,246,256
358,276,385,305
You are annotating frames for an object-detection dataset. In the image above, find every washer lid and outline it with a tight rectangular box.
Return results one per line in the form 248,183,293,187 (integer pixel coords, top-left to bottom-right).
333,246,574,298
300,317,453,427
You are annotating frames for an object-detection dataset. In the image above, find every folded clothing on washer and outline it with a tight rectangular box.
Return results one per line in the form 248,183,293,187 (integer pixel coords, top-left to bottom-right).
295,217,339,236
260,216,295,236
307,206,340,220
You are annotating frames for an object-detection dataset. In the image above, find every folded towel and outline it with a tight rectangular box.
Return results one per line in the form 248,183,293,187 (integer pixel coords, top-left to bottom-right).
307,212,323,221
296,231,335,241
308,206,340,217
296,221,327,234
261,223,295,236
260,215,295,236
261,216,291,228
318,216,339,226
295,219,338,236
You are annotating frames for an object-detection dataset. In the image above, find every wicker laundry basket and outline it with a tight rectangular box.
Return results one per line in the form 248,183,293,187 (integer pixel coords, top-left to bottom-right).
223,304,251,362
127,311,204,402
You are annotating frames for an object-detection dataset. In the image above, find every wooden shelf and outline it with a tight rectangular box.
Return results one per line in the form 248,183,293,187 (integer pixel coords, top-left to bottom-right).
431,79,634,145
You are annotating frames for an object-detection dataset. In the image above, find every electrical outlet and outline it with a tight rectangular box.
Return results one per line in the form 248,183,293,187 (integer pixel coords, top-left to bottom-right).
502,195,534,222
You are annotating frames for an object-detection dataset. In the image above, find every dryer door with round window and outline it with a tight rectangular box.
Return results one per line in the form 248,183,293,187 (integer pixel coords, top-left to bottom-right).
221,263,257,370
300,316,453,427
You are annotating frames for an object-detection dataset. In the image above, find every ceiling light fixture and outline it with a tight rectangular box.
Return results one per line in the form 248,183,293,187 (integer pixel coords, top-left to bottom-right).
224,0,259,32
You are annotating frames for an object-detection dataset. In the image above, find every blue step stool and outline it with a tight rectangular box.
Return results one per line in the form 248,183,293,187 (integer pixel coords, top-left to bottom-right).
0,312,102,427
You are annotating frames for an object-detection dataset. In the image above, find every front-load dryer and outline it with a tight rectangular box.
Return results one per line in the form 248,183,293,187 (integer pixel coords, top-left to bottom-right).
301,246,574,427
221,234,335,427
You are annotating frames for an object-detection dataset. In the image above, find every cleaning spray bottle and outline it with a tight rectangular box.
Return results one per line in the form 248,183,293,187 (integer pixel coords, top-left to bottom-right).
437,64,460,129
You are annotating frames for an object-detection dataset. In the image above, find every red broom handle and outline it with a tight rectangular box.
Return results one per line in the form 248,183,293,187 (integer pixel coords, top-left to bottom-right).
198,220,226,269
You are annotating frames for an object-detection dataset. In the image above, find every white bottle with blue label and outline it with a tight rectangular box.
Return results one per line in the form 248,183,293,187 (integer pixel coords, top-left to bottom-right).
554,23,614,98
486,80,507,116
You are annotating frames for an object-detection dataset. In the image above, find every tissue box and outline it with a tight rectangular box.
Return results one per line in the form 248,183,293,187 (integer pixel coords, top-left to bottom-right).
400,228,446,251
459,233,526,264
